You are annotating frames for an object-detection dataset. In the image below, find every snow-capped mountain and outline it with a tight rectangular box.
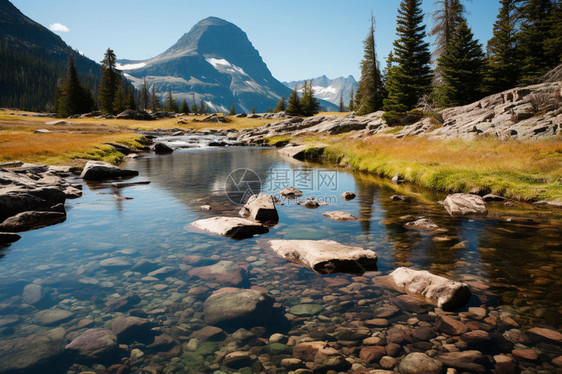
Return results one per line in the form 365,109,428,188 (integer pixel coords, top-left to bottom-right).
283,75,358,107
118,17,337,113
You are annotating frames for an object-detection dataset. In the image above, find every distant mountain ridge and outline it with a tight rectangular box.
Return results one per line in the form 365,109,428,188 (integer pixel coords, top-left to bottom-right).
0,0,100,111
283,75,358,107
118,17,338,113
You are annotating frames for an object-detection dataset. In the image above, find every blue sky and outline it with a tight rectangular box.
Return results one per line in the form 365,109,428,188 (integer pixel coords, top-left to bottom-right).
12,0,500,82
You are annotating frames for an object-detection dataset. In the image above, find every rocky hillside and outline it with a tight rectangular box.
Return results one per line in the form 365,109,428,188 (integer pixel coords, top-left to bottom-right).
236,81,562,143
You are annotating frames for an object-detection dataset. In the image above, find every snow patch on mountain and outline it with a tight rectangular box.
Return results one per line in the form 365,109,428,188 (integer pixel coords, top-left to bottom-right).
206,57,248,76
116,62,147,70
284,75,358,106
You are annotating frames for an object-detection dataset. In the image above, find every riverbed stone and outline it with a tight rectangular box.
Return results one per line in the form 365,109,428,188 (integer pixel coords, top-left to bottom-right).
399,352,442,374
443,193,488,216
223,351,254,369
22,283,44,304
0,210,66,232
436,350,488,372
359,345,386,364
188,260,246,286
289,304,323,316
321,211,358,221
527,326,562,344
512,348,538,361
111,316,152,343
36,308,73,325
265,239,377,275
389,267,471,310
403,218,440,231
65,328,119,360
241,193,279,223
292,342,350,373
80,161,139,180
192,326,226,342
203,288,281,330
436,315,469,335
0,327,66,372
191,216,269,239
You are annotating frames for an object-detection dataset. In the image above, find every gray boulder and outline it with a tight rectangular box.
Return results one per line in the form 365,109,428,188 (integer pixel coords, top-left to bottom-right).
80,161,139,181
0,187,66,222
116,109,153,120
390,267,471,310
279,186,303,198
443,193,488,216
111,316,153,343
203,289,283,330
191,217,269,239
265,239,377,275
65,328,119,360
240,193,278,222
404,218,440,231
152,142,174,154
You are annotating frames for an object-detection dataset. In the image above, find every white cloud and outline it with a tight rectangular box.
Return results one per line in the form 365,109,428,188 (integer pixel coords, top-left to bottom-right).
49,23,69,32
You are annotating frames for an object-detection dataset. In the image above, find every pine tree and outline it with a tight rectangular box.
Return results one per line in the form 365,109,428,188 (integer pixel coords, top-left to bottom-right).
191,100,198,114
252,107,256,114
229,105,236,115
150,86,159,112
356,14,384,115
437,21,484,107
383,0,433,122
166,90,179,112
55,54,94,117
348,87,355,112
199,100,206,114
339,92,345,112
286,85,302,116
98,48,120,114
300,80,320,116
274,96,286,112
429,0,466,60
180,99,189,113
544,2,562,69
483,0,520,94
126,87,136,110
140,78,149,110
517,0,555,84
113,81,126,114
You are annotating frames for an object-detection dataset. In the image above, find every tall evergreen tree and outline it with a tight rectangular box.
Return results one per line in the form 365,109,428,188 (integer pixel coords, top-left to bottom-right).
286,86,302,116
429,0,466,60
339,92,345,112
252,107,256,114
348,87,355,112
517,0,555,84
140,78,149,110
355,15,384,115
98,48,120,114
229,105,236,115
126,87,136,110
483,0,520,94
199,100,207,114
150,86,159,112
544,1,562,69
191,99,198,114
300,80,320,116
437,21,484,107
383,0,433,122
166,90,175,112
274,96,286,112
113,81,126,114
180,99,189,113
55,54,95,117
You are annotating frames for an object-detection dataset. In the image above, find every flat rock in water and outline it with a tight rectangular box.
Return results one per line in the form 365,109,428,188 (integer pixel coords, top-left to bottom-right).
0,210,66,232
0,232,21,245
36,308,73,325
111,316,152,342
0,327,66,372
152,142,174,154
265,239,377,275
389,267,471,310
404,218,440,231
289,304,323,316
322,211,358,221
278,145,308,160
80,161,139,181
399,352,442,374
241,193,278,222
65,328,118,360
191,216,268,239
340,191,356,200
443,193,488,216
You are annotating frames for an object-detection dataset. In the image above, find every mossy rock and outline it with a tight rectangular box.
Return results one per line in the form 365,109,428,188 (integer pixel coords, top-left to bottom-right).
289,303,323,316
264,342,292,356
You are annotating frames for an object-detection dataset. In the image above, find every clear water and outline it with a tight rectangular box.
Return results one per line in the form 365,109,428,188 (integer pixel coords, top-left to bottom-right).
0,147,561,373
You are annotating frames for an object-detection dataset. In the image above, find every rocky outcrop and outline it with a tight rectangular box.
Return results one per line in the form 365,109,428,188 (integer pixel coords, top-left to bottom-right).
191,217,269,239
116,109,153,120
0,210,66,232
443,193,488,216
203,288,285,330
264,239,378,275
239,193,279,223
389,267,471,310
80,161,139,181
